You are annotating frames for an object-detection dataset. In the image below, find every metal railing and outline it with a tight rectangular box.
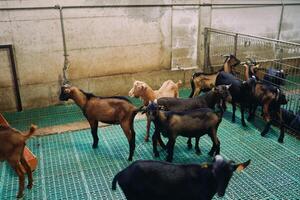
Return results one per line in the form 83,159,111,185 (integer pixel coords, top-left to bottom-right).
203,28,300,133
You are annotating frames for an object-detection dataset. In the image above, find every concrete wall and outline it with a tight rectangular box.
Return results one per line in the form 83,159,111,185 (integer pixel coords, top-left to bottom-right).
0,0,299,111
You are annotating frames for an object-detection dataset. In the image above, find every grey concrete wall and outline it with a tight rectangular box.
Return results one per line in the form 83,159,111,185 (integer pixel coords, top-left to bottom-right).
0,0,299,111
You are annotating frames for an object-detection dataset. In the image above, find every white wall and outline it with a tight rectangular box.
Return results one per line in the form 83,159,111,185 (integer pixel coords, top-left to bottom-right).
0,0,299,111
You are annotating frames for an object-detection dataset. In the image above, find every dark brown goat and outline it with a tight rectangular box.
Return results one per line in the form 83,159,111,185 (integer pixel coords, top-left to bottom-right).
245,78,288,142
146,102,222,162
59,85,141,161
0,124,37,198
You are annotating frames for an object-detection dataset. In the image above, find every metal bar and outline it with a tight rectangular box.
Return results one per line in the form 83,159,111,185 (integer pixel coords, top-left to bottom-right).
207,28,300,46
0,45,23,111
56,5,70,84
234,33,238,56
277,1,285,40
203,28,209,70
0,2,300,11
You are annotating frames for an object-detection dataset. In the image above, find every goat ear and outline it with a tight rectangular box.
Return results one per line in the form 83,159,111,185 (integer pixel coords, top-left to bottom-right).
233,159,251,172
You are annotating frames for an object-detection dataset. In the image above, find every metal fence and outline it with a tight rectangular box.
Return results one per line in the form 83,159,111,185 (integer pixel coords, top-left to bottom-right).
203,28,300,133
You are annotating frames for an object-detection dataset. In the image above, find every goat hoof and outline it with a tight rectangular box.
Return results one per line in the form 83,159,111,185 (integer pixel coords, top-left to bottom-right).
92,144,98,149
208,151,214,157
154,152,160,157
278,138,284,143
195,150,202,155
128,157,133,161
232,119,236,123
144,137,149,142
17,193,24,199
27,184,33,189
242,122,247,127
187,144,192,150
165,157,173,162
261,132,267,137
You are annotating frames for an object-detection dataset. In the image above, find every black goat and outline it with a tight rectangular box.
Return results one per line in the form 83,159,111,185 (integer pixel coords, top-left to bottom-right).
263,68,286,87
146,102,222,162
157,85,231,154
112,156,251,200
215,71,252,127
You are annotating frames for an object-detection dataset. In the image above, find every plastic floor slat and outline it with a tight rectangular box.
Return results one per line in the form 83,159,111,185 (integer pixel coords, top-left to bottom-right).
0,115,300,199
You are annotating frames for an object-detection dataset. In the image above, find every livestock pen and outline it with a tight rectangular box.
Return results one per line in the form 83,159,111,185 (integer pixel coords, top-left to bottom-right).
1,1,300,200
1,88,300,199
203,28,300,134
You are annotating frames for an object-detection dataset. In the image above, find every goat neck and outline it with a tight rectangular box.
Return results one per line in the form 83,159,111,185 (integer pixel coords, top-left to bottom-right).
204,91,219,109
223,60,231,73
142,87,156,105
70,87,88,109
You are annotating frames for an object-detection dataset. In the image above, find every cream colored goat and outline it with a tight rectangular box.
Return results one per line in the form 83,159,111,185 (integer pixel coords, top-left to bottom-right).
128,80,182,141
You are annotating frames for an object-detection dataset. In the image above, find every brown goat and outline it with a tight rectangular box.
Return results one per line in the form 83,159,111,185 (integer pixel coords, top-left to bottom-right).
0,124,37,198
59,85,141,161
128,80,182,142
189,54,240,97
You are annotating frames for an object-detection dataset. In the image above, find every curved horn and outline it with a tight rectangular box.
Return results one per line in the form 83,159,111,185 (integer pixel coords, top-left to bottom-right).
225,84,232,89
233,159,251,172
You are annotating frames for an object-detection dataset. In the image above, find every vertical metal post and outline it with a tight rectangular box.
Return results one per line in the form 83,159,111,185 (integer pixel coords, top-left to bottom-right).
234,33,238,56
8,45,22,111
56,5,70,84
203,28,210,72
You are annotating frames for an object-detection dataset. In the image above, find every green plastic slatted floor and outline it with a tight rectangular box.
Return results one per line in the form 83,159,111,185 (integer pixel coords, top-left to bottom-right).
1,114,300,199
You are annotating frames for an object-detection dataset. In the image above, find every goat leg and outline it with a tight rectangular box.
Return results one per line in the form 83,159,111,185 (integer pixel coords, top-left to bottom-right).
145,115,151,142
88,120,99,148
261,121,271,137
208,129,220,157
166,138,176,162
231,102,236,123
277,110,284,143
240,104,247,127
9,161,25,198
187,138,192,149
152,129,160,157
195,137,201,155
20,156,33,189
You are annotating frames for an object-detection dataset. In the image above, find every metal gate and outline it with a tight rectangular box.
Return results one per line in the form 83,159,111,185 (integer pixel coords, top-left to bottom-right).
203,28,300,133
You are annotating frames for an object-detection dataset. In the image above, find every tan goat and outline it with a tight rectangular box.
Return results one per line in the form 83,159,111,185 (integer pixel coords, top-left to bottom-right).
128,80,182,141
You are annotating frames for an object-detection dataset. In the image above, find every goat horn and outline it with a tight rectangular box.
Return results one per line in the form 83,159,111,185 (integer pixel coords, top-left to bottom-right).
226,84,232,89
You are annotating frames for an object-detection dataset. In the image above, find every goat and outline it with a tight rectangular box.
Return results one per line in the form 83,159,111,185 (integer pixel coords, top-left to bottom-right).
145,101,222,162
263,68,287,87
244,78,288,143
128,80,182,142
189,54,240,97
112,155,251,200
59,84,141,161
243,59,287,87
0,124,37,198
157,85,231,154
215,71,252,127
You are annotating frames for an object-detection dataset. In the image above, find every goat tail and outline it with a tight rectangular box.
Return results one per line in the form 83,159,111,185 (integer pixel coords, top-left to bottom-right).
189,78,196,98
176,80,183,88
23,124,37,140
112,171,121,190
